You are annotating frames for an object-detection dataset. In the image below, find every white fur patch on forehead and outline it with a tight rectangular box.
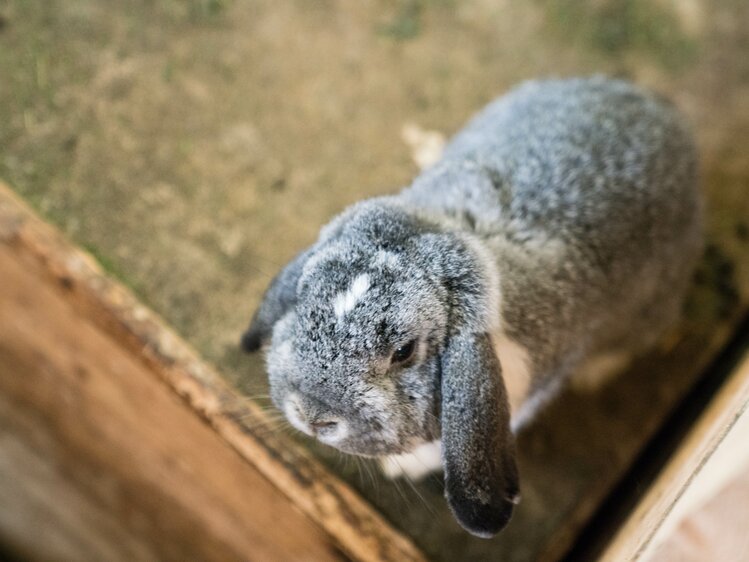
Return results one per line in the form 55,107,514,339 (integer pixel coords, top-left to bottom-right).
333,273,371,318
372,250,401,269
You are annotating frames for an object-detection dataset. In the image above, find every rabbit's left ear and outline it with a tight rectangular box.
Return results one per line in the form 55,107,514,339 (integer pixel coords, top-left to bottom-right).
241,207,360,352
440,331,519,538
240,248,313,352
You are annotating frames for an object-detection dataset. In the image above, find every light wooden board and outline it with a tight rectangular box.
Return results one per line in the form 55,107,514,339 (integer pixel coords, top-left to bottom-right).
0,184,425,562
599,346,749,561
646,434,749,561
0,246,342,562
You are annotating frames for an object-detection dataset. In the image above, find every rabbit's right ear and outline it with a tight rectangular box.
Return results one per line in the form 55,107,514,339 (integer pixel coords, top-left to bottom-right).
241,248,312,352
440,330,519,538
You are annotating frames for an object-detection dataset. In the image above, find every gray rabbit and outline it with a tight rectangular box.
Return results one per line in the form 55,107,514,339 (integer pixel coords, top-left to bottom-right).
241,77,702,537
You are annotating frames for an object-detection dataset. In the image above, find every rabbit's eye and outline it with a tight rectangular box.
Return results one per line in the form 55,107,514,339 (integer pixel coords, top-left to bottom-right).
391,340,416,364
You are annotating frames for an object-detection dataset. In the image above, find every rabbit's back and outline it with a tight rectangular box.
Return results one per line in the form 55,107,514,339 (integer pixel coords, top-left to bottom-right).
402,77,702,384
409,77,700,256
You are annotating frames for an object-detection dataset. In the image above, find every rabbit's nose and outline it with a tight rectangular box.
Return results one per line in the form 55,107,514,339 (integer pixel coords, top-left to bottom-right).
309,416,347,443
284,393,348,443
310,419,338,432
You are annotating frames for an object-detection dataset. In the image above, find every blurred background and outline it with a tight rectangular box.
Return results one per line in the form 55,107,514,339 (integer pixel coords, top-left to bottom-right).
1,1,748,561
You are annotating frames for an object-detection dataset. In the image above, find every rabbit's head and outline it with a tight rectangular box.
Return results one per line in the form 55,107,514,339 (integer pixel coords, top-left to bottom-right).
242,200,519,537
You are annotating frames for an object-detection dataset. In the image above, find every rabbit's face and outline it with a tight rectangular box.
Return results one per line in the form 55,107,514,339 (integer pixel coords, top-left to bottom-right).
267,242,447,456
247,202,519,537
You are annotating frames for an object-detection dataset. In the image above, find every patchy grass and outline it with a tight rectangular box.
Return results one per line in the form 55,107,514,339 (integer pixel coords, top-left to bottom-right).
188,0,229,20
378,0,423,40
542,0,700,71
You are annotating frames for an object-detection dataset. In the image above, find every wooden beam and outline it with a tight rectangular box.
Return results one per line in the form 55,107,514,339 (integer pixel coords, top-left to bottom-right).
599,345,749,561
0,244,343,561
0,183,426,562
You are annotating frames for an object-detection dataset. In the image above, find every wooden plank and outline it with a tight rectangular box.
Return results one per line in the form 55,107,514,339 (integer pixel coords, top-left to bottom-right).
0,245,342,562
0,183,426,562
599,346,749,561
644,415,749,561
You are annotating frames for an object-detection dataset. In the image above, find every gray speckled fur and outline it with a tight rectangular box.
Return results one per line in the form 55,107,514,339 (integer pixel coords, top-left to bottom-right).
241,77,703,537
403,77,702,385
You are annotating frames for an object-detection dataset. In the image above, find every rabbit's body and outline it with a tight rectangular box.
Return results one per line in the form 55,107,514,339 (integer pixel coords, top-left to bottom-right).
401,77,702,425
242,77,702,537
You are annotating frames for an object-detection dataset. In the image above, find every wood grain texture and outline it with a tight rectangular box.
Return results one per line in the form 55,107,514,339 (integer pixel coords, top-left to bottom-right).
648,448,749,561
0,183,426,562
0,246,342,561
599,347,749,561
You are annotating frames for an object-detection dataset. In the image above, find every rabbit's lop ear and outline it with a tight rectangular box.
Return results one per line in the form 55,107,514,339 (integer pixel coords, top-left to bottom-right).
440,331,519,538
241,248,311,352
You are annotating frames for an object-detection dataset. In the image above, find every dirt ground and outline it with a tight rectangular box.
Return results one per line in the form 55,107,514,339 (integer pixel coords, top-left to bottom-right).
2,1,749,560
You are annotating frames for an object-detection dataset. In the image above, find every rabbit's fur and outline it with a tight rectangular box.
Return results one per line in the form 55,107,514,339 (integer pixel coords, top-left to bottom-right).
241,77,702,537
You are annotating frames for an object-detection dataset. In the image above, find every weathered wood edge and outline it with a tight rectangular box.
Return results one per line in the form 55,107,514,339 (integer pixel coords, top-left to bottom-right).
1,245,342,561
598,347,749,561
0,182,427,562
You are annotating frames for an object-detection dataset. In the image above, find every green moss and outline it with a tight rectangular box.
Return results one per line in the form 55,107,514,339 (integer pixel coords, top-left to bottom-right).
188,0,229,21
162,60,176,83
377,0,422,40
542,0,699,71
